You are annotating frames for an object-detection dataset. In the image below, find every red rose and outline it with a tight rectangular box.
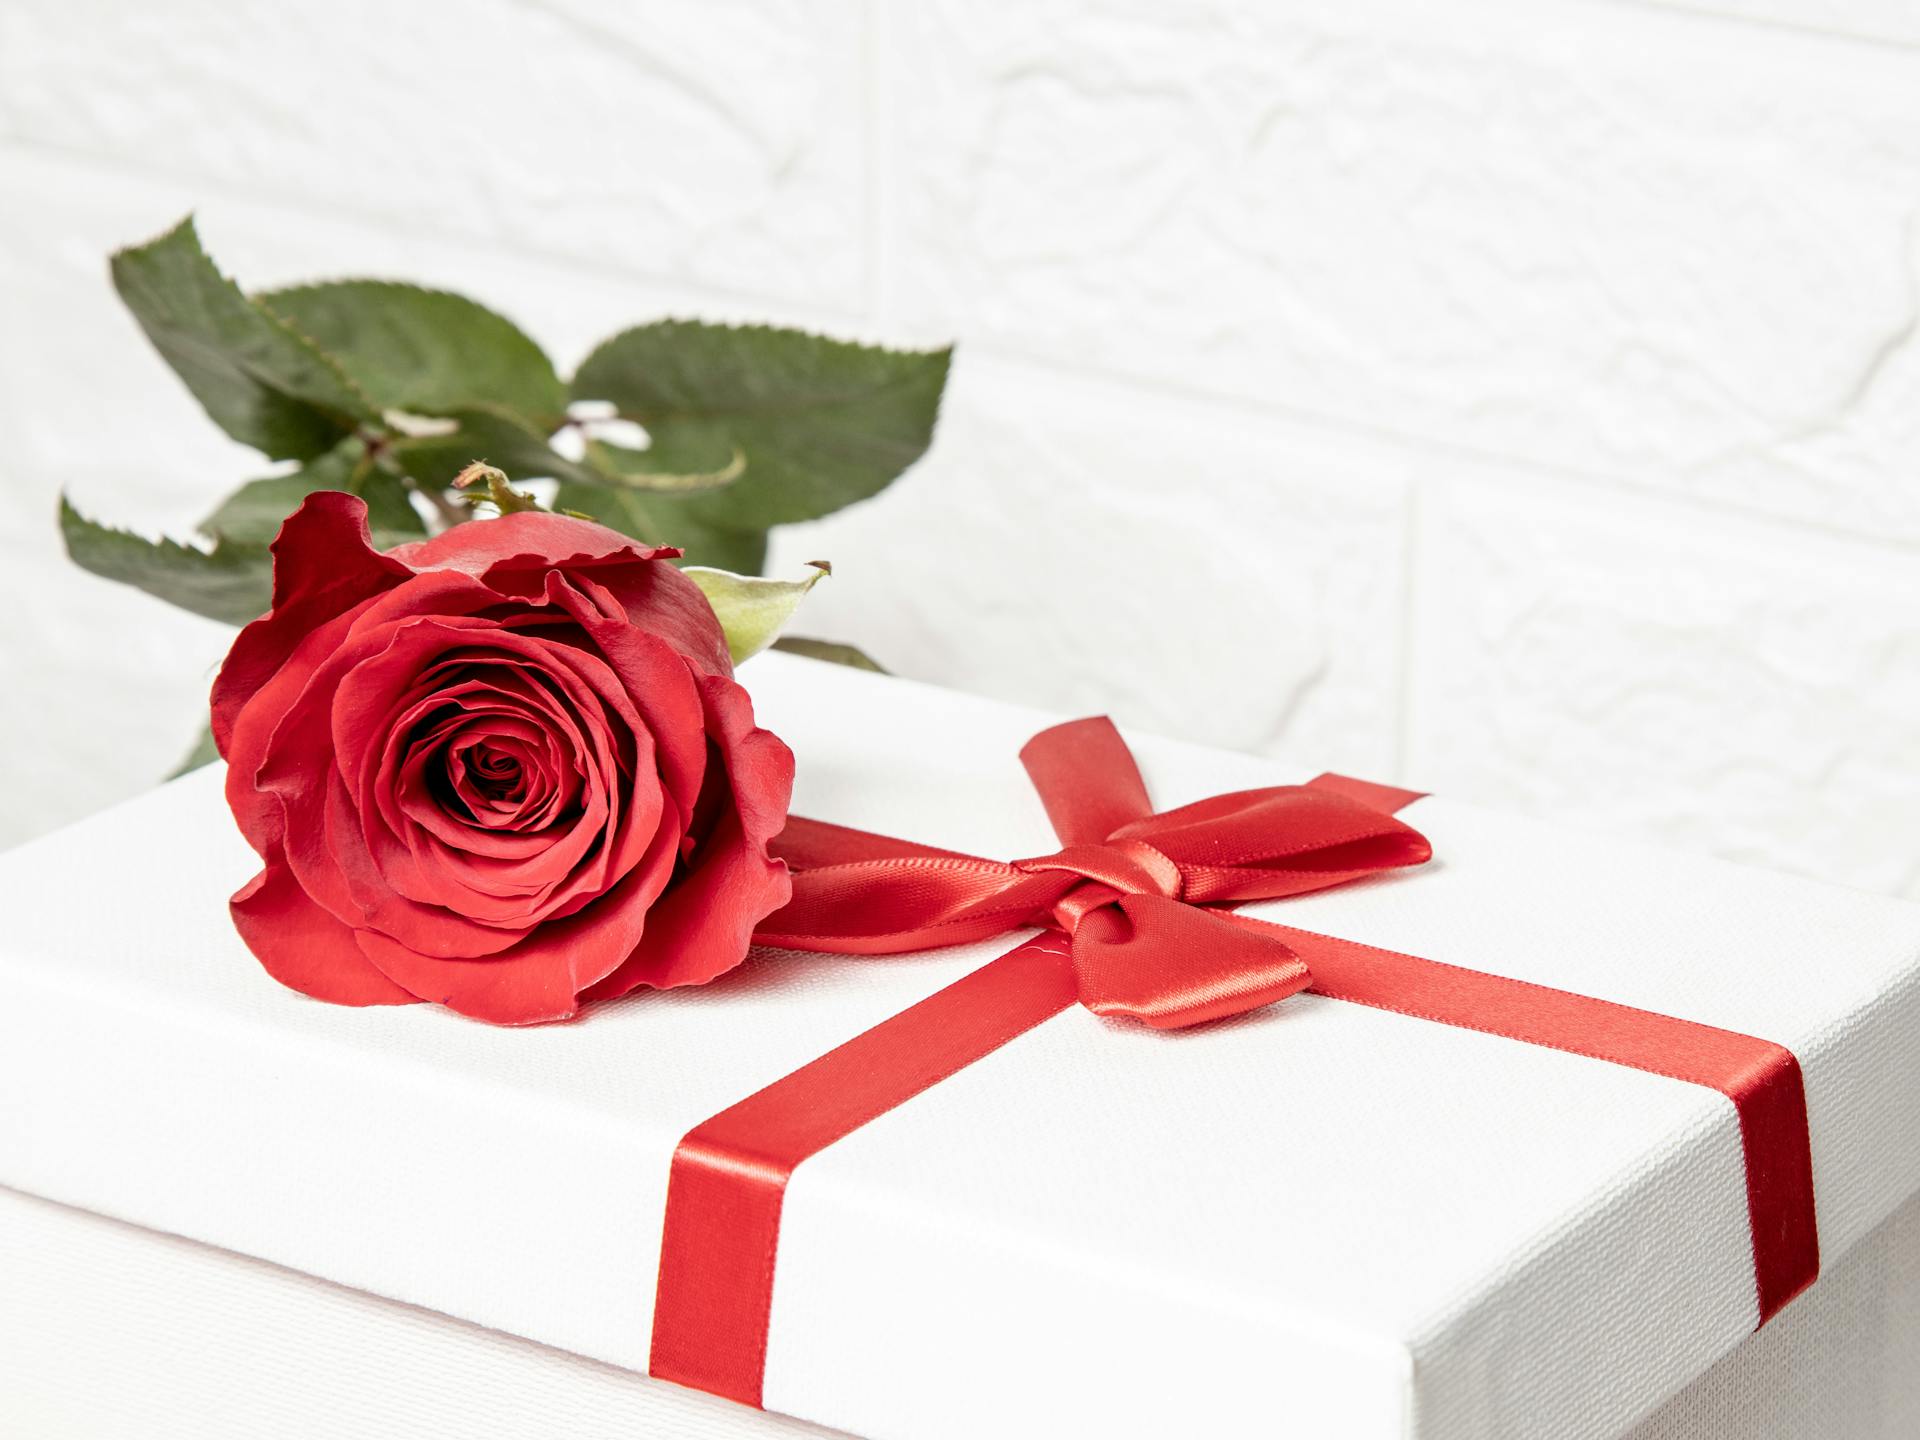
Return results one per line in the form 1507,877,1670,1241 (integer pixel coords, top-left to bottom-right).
212,492,794,1024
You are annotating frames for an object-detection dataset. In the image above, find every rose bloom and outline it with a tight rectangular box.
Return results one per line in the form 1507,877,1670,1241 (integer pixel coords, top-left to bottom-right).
212,492,794,1024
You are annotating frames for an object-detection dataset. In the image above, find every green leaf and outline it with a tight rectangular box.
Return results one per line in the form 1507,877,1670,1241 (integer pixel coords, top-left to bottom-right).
552,480,770,573
258,281,567,422
392,404,603,492
199,437,425,548
683,562,829,665
110,216,376,461
770,635,889,673
583,438,746,493
664,517,768,575
168,725,221,779
60,495,271,625
569,320,950,531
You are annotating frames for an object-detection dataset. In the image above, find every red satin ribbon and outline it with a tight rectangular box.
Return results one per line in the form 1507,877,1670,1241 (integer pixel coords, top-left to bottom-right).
651,719,1819,1407
757,717,1436,1029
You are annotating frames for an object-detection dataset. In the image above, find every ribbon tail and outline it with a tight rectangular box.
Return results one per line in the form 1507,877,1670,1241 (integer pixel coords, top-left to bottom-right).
771,815,986,867
1071,894,1313,1030
757,857,1071,957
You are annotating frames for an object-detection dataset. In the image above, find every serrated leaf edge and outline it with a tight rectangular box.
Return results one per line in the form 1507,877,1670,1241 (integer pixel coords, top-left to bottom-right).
115,215,382,427
570,318,954,421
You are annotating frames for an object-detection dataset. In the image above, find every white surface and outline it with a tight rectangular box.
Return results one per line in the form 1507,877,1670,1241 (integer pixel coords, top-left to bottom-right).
1,653,1917,1439
0,1185,844,1440
7,1180,1916,1440
4,1,1920,909
1627,1180,1920,1440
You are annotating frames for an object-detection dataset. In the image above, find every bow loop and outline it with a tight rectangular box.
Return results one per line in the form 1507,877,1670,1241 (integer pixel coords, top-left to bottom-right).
1018,717,1154,845
1072,895,1315,1029
759,716,1431,1030
1118,786,1432,906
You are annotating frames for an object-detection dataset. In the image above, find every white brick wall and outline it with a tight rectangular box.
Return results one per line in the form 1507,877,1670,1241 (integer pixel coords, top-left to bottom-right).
1,0,1915,900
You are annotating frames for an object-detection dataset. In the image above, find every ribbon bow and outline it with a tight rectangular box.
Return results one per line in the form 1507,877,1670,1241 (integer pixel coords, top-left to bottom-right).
664,717,1817,1407
758,717,1432,1029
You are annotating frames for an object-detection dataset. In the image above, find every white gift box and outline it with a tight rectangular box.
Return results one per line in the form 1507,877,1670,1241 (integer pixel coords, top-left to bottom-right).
3,1182,1916,1440
0,1185,842,1440
3,651,1919,1439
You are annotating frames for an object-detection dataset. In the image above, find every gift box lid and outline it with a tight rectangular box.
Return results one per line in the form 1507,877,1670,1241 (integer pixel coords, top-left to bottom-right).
3,652,1918,1440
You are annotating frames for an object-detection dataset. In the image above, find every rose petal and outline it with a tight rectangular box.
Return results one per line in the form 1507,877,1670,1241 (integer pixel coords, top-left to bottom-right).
354,806,688,1024
445,719,566,829
546,574,708,819
223,593,396,860
212,493,411,755
244,580,517,938
318,621,661,941
586,670,794,999
356,649,625,902
382,681,586,860
548,554,734,680
389,511,731,679
244,590,598,943
386,509,675,575
230,854,417,1007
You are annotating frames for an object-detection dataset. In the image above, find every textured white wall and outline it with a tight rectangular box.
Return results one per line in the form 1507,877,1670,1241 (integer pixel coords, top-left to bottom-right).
1,0,1916,899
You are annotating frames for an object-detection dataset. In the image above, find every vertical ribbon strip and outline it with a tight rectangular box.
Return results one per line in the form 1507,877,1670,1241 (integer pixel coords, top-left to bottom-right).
649,937,1077,1406
652,724,1819,1406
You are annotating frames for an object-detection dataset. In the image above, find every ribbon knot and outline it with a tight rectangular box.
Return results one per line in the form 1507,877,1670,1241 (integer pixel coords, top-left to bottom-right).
759,716,1433,1030
1014,838,1183,934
